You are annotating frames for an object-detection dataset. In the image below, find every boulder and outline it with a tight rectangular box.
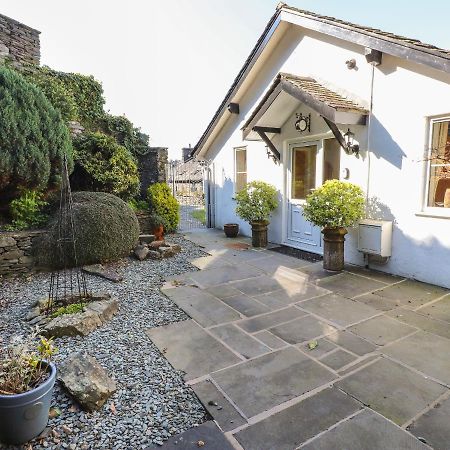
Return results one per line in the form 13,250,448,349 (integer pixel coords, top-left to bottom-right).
0,236,16,247
134,244,149,261
82,264,123,282
58,353,116,411
149,240,165,249
147,250,162,260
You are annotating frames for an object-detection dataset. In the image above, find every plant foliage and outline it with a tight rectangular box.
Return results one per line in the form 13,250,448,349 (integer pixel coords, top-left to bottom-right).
72,132,140,200
302,180,365,229
51,302,84,318
147,183,179,232
235,181,278,223
0,66,73,200
7,190,48,230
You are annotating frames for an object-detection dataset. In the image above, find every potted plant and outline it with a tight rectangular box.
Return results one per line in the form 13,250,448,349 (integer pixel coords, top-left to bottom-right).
303,180,365,271
149,213,168,241
0,335,57,445
235,181,278,248
223,223,239,238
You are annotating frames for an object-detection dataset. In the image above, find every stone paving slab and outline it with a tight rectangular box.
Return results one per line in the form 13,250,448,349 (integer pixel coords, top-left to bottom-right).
169,289,241,327
300,293,379,327
301,409,430,450
253,284,329,310
212,347,336,418
205,283,242,299
388,308,450,340
253,330,288,349
246,254,311,273
344,265,405,284
418,295,450,323
237,307,306,333
295,262,343,283
349,315,417,346
220,293,270,317
147,420,235,449
383,331,450,385
234,388,362,450
146,320,241,381
336,357,447,425
188,265,263,288
325,330,377,356
192,381,247,432
372,280,449,309
190,255,232,270
320,349,357,370
301,337,338,358
230,274,288,296
354,292,401,311
317,272,386,298
269,315,337,344
408,394,450,450
210,324,270,359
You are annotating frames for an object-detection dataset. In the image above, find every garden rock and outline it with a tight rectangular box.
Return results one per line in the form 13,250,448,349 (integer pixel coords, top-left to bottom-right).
147,250,162,260
58,353,117,411
149,240,165,249
157,242,182,258
139,234,156,244
134,244,150,261
82,264,123,282
42,295,118,337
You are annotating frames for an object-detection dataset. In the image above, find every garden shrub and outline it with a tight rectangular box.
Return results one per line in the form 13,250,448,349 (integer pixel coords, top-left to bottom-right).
147,183,179,233
0,66,73,202
235,181,278,223
7,190,48,230
302,180,365,229
35,191,139,268
71,131,140,200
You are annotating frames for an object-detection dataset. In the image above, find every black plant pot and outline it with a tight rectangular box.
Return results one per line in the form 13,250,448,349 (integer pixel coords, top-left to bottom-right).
224,223,239,238
0,362,56,445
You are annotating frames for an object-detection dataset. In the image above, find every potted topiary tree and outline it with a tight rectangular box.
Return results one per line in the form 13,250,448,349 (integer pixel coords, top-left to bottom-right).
302,180,365,271
235,181,278,248
0,336,57,445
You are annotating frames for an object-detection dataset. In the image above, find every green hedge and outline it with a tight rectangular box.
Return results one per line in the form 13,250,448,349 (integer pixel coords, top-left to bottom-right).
147,183,179,232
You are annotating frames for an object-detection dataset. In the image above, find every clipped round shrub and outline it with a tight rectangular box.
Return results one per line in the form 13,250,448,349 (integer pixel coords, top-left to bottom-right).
235,181,278,224
71,131,140,200
0,66,73,202
302,180,365,229
147,183,179,232
35,191,139,268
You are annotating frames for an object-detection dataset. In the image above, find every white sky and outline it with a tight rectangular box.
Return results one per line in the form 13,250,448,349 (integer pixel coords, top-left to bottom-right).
2,0,450,159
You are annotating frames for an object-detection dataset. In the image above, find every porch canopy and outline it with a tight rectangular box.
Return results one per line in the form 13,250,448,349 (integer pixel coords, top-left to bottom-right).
241,73,369,159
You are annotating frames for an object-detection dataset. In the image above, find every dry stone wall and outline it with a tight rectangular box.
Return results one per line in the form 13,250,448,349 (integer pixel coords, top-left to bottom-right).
0,13,40,66
0,231,44,277
137,147,168,198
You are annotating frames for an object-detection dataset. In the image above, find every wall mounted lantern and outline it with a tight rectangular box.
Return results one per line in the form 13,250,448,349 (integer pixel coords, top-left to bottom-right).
343,128,359,154
294,113,311,133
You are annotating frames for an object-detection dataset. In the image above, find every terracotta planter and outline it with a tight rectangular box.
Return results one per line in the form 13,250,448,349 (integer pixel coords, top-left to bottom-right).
152,225,164,241
251,221,269,248
322,227,347,271
223,223,239,238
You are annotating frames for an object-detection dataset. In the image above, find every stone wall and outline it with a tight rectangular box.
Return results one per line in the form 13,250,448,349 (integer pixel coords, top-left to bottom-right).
0,13,40,66
136,147,168,199
0,231,45,277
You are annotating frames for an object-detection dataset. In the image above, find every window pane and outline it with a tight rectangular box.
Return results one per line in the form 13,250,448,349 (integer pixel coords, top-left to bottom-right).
236,149,247,173
323,138,340,183
428,121,450,207
292,146,316,199
236,172,247,193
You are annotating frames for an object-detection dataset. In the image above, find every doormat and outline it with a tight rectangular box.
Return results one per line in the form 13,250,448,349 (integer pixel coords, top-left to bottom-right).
269,245,323,262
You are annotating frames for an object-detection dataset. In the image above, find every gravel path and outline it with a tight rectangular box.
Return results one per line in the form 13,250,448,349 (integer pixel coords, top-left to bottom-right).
0,235,208,450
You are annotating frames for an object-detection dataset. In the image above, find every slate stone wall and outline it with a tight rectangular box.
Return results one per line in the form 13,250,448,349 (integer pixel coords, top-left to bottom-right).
137,147,168,199
0,13,40,66
0,231,45,277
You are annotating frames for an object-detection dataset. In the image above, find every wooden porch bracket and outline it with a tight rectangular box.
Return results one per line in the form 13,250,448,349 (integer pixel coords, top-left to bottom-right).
253,126,281,161
322,117,348,150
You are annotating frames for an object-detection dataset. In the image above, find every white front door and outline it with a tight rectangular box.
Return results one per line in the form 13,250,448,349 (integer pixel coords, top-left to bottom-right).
285,142,323,253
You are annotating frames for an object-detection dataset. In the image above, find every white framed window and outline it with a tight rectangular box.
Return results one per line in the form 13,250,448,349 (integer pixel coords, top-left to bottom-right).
425,117,450,210
234,146,247,193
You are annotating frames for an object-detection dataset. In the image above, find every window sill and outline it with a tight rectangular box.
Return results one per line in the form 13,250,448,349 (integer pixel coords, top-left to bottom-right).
415,210,450,219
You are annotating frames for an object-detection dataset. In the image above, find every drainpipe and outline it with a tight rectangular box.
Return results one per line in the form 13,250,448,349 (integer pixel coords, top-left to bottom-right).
366,64,375,215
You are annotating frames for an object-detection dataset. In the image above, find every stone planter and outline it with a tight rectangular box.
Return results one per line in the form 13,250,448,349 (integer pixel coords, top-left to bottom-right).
322,227,348,271
223,223,239,238
0,362,56,445
251,221,269,248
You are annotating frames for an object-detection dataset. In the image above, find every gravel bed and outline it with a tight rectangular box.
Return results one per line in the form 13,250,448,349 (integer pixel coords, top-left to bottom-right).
0,235,209,450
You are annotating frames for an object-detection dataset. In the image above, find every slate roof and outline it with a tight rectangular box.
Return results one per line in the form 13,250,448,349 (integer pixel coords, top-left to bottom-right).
193,3,450,157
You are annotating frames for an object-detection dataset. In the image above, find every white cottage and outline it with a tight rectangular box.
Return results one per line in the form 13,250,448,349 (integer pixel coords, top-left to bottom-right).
192,3,450,288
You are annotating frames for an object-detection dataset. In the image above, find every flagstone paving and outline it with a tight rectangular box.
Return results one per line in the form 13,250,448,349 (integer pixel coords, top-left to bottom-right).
148,229,450,449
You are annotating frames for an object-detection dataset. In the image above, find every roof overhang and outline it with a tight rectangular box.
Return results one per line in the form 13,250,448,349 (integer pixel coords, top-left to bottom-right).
242,73,368,140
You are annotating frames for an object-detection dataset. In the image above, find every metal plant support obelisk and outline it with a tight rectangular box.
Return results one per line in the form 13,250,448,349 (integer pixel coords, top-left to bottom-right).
46,154,89,315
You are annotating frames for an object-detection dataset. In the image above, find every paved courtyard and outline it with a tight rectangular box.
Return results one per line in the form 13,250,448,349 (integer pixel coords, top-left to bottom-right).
147,229,450,450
